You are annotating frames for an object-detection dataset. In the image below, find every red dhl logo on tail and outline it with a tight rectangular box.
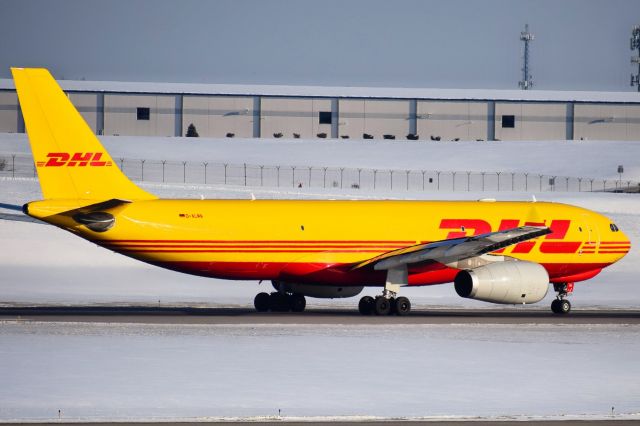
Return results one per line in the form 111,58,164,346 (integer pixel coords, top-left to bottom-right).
439,218,580,254
36,152,112,167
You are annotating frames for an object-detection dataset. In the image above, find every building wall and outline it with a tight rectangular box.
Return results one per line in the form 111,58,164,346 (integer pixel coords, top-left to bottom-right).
495,102,567,141
574,104,640,141
182,95,253,138
417,101,488,141
339,99,409,139
260,98,332,139
3,86,640,141
104,94,176,137
68,92,99,134
0,91,19,133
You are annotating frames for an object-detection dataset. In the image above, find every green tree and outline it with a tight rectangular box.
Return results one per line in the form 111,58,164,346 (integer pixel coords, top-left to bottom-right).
186,123,199,137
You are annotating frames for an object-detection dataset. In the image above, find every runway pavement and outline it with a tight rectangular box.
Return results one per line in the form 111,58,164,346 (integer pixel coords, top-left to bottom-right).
2,420,639,425
1,305,639,324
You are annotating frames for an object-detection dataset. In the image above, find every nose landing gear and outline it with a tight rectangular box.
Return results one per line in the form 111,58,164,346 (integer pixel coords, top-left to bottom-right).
551,282,574,314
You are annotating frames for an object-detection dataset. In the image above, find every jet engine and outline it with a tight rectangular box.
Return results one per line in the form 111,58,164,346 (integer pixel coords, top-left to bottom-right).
454,261,549,304
272,281,363,299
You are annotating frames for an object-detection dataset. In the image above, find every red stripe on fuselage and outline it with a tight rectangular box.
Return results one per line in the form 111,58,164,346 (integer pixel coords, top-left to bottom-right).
147,259,611,286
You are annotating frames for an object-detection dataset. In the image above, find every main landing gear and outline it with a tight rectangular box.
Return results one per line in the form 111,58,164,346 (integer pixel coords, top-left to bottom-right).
254,292,306,313
551,282,574,314
359,265,412,316
358,291,412,316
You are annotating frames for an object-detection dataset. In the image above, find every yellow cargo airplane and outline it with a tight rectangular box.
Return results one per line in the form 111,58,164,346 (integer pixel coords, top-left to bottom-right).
11,68,631,315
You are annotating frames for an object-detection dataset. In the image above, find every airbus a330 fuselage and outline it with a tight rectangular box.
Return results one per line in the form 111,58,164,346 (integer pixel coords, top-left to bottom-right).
12,68,631,315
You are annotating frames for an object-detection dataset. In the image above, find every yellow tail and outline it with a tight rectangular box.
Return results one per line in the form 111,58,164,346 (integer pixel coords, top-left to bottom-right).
11,67,156,201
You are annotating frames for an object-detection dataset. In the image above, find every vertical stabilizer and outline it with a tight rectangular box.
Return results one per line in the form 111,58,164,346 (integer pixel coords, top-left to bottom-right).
11,68,156,201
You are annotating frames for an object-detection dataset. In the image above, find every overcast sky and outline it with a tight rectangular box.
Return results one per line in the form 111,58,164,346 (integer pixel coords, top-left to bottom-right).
1,0,639,91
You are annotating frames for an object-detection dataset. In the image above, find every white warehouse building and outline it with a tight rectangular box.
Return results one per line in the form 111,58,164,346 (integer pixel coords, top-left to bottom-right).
1,78,639,141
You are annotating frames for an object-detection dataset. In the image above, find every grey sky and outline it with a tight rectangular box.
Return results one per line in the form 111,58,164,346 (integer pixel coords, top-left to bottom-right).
1,0,638,91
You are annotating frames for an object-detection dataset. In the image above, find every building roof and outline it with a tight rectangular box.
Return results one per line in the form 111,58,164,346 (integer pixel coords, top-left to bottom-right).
1,78,639,103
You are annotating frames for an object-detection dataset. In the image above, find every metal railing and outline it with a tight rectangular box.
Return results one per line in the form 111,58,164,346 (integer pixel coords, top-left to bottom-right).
1,153,638,193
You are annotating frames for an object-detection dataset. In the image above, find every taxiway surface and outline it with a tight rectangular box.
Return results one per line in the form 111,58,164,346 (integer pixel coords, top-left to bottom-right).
1,305,638,325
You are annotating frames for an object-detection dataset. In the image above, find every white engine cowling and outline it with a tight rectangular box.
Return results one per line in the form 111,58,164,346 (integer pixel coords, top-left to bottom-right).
273,281,363,299
454,261,549,304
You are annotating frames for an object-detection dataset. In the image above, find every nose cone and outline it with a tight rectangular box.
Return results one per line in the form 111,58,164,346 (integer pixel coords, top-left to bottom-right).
602,224,631,261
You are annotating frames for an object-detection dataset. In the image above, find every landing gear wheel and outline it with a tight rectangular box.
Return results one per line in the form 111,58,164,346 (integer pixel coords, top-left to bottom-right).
254,292,270,312
394,296,411,316
358,296,375,315
374,296,391,316
289,294,306,312
269,292,291,312
551,298,571,314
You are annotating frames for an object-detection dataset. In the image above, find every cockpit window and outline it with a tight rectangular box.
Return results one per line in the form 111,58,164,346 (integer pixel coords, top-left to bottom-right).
610,223,619,232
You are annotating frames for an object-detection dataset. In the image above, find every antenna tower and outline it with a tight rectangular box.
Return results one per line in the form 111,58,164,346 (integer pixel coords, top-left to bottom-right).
519,24,534,90
631,25,640,91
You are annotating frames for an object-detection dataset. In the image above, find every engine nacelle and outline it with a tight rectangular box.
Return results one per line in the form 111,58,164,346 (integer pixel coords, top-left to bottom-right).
454,261,549,304
272,281,363,299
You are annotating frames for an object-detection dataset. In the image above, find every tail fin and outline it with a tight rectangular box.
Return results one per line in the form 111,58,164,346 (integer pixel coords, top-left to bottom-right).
11,68,156,201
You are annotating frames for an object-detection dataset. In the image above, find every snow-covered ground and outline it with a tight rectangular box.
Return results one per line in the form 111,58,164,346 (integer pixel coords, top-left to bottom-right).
1,133,639,421
1,321,639,422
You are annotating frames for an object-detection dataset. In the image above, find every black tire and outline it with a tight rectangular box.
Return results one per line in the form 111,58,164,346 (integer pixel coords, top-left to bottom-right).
395,296,411,316
290,294,306,312
254,292,270,312
358,296,375,315
269,292,291,312
559,299,571,314
551,299,571,314
389,297,397,314
374,296,391,316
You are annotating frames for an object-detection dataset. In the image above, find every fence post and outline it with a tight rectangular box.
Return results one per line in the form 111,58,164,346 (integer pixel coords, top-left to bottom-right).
511,172,515,191
452,171,456,191
422,170,426,191
524,173,528,191
578,178,582,192
276,166,280,187
496,172,501,191
11,154,15,178
590,179,594,192
323,167,327,188
340,168,344,189
260,165,264,187
292,166,296,188
120,158,124,171
161,160,166,183
183,161,187,183
481,172,485,191
466,171,471,191
244,163,247,186
437,171,441,191
539,175,543,192
390,170,394,190
358,169,362,188
224,163,228,185
203,162,208,184
140,159,145,181
565,177,569,192
374,170,377,190
308,167,312,187
603,180,606,191
406,170,410,190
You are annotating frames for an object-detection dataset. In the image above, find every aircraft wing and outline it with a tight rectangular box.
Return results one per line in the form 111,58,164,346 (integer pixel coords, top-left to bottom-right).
353,226,551,271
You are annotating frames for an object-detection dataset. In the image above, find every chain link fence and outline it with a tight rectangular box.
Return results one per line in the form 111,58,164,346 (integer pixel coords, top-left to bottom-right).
1,153,638,193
